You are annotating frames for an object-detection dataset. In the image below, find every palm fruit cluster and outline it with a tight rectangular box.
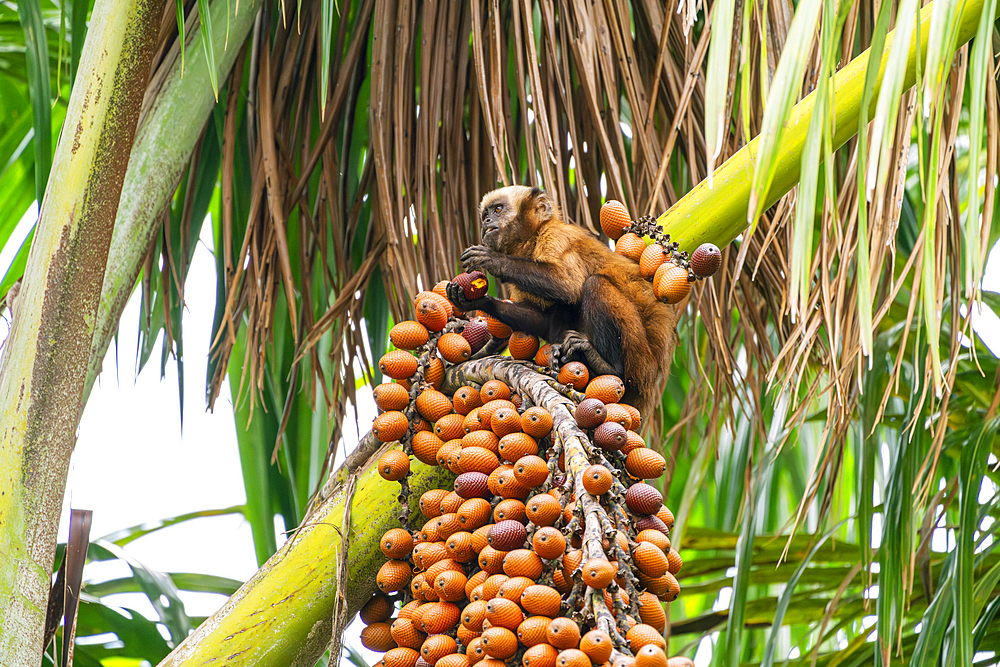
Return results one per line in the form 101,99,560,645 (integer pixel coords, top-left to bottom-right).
599,200,721,306
363,278,692,667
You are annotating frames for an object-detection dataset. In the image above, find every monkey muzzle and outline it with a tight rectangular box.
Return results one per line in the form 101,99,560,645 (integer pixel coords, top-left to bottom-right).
482,220,500,241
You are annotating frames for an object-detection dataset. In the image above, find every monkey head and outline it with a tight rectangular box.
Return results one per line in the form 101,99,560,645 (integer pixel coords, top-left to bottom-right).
479,185,555,251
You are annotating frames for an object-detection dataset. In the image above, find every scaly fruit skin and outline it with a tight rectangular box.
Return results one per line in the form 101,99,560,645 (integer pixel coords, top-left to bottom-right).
615,232,646,261
653,264,691,304
691,242,722,277
453,270,490,300
600,200,631,240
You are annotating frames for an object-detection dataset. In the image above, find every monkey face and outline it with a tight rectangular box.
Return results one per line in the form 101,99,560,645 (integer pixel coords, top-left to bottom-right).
478,185,551,251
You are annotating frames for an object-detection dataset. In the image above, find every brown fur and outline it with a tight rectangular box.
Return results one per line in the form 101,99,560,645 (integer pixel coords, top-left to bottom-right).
446,185,680,416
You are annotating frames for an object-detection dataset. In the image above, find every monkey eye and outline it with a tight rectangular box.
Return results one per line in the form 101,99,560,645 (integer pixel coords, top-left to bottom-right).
494,205,502,213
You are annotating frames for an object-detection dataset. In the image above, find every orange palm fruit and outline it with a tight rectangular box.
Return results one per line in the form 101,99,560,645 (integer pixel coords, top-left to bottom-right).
457,499,492,530
417,388,453,422
497,575,534,603
457,446,499,475
484,598,523,630
531,527,566,560
604,403,632,428
622,430,645,454
374,383,410,411
581,558,616,589
470,525,493,553
398,600,421,620
445,531,475,563
498,432,538,463
481,573,510,600
412,431,444,466
551,569,571,593
555,649,590,667
486,313,513,338
463,429,499,454
522,643,558,667
653,264,691,304
521,407,553,438
491,407,522,437
580,630,613,664
435,513,462,540
636,592,666,631
420,602,461,634
535,343,552,367
480,627,518,659
660,572,680,602
462,600,488,631
440,492,464,514
437,442,463,473
520,585,561,617
600,200,631,240
623,404,642,430
384,647,421,667
525,494,561,526
666,548,683,575
464,571,488,600
634,542,669,578
380,350,419,380
415,290,454,317
434,414,466,441
479,398,515,427
615,232,646,261
585,375,626,403
478,546,507,574
583,464,614,495
416,296,449,331
390,321,430,350
414,542,449,569
373,411,409,443
626,624,666,652
466,638,487,664
639,244,667,279
377,560,412,593
657,506,675,531
508,332,539,360
481,380,512,401
361,593,395,625
503,549,543,579
557,361,590,390
517,616,553,647
425,356,445,389
438,654,472,667
378,450,410,481
421,634,457,665
452,386,483,415
390,618,426,649
488,466,530,499
381,528,414,559
626,448,666,479
493,499,527,523
439,332,473,363
546,617,581,650
513,455,549,488
634,646,668,667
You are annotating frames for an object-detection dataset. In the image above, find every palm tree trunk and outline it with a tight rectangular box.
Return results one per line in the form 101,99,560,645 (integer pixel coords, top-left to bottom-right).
0,0,164,661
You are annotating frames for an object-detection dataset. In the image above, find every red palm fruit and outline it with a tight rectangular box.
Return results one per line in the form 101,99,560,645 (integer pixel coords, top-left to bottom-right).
385,646,422,667
639,244,667,279
637,592,666,631
626,448,666,479
556,649,590,667
420,602,461,634
390,321,430,350
439,332,473,364
378,451,410,481
436,442,463,473
574,398,607,429
462,600,488,631
484,598,523,630
623,404,642,430
583,464,614,495
487,520,527,551
604,403,632,428
493,499,527,523
481,573,509,600
580,630,613,663
600,200,631,240
480,627,518,659
517,616,552,647
586,375,625,403
626,624,666,652
525,494,561,526
481,380,512,401
498,432,538,463
497,575,534,602
546,617,581,650
416,389,452,422
691,242,722,277
454,271,490,299
622,430,645,454
380,350,419,380
634,646,668,667
523,644,558,667
615,232,646,261
486,313,513,338
420,489,448,519
377,560,412,593
411,431,444,466
513,455,549,488
373,411,409,443
433,570,467,603
457,498,492,529
381,528,414,559
391,618,426,649
491,407,522,437
635,529,668,551
421,635,458,667
452,386,483,415
581,558,616,589
635,515,669,537
657,506,675,530
464,571,488,600
625,483,662,515
531,527,566,560
374,383,410,412
435,513,462,540
593,421,627,451
434,414,466,442
666,548,683,574
557,361,590,390
445,531,475,562
462,318,491,353
521,407,553,438
478,546,507,574
479,398,515,428
504,549,543,579
440,492,464,514
454,472,490,500
520,585,561,616
535,344,552,366
425,357,445,389
654,264,691,304
462,430,500,454
634,542,669,578
361,594,395,625
508,332,539,360
457,447,499,476
470,525,493,553
438,655,471,667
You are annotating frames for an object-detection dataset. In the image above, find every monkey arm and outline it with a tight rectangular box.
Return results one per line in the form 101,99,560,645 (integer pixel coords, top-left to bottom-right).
461,246,583,304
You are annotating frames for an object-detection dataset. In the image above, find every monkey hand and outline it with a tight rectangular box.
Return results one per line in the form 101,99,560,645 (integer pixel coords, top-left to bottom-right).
446,281,491,312
461,245,499,273
558,330,592,362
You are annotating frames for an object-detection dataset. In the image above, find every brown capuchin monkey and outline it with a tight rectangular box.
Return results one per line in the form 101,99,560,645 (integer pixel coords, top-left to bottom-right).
445,185,681,416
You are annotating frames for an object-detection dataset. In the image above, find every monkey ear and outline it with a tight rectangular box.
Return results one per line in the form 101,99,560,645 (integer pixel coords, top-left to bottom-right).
533,190,554,221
